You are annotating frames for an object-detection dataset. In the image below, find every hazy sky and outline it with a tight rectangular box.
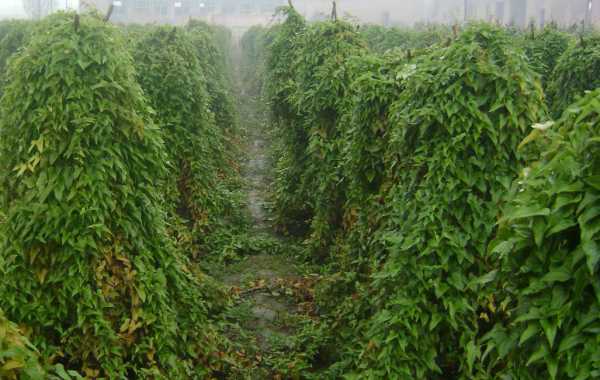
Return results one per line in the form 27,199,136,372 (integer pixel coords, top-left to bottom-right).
0,0,77,17
0,0,26,16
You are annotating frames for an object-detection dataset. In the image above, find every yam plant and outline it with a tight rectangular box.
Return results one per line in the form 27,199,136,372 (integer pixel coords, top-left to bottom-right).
0,13,218,377
240,25,267,97
322,50,408,274
340,50,408,213
359,24,448,53
133,26,244,256
0,309,83,379
344,24,547,378
309,51,410,349
288,19,367,257
265,6,311,234
0,20,32,95
0,309,45,379
523,24,571,87
548,33,600,116
186,20,238,132
485,88,600,379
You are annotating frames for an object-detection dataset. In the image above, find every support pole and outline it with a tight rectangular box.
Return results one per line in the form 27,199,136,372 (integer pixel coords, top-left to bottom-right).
332,0,337,22
585,0,593,31
104,4,114,22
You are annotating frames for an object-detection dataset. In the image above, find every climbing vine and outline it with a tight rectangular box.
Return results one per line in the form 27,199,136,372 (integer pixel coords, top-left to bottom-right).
1,3,598,379
485,88,600,379
244,14,600,379
0,13,222,377
0,20,32,95
523,24,571,88
548,33,600,115
132,26,245,258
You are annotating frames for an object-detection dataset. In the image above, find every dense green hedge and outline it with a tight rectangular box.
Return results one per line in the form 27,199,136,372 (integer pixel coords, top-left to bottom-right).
0,20,33,95
523,24,571,87
0,309,46,379
244,14,600,379
355,24,547,379
187,20,237,133
240,25,267,97
288,20,367,257
486,89,600,379
359,23,448,53
264,6,311,234
0,13,219,377
132,26,244,257
548,33,600,115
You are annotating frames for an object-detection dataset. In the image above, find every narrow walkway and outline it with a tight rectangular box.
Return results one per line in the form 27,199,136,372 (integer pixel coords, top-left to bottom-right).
212,57,319,377
245,131,269,231
221,122,300,352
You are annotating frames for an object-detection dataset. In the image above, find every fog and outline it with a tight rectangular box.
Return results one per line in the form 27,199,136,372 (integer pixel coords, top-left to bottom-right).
0,1,76,18
296,0,597,27
1,0,598,30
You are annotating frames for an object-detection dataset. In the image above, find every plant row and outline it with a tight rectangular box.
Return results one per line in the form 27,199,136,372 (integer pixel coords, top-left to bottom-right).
244,7,600,379
0,12,243,378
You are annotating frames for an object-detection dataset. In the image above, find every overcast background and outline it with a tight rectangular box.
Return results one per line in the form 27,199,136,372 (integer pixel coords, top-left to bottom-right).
0,0,597,28
0,0,77,18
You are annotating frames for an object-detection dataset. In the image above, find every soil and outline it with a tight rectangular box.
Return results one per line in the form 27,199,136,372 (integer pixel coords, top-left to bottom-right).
209,58,318,379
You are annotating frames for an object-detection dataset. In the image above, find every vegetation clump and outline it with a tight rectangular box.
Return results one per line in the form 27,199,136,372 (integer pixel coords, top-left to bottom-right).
186,20,238,132
0,310,45,379
486,88,600,379
523,24,571,87
255,20,550,377
548,33,600,115
345,24,547,379
240,25,267,97
359,23,447,53
132,26,244,256
3,5,600,380
287,20,367,256
264,6,309,233
0,13,219,377
0,20,32,95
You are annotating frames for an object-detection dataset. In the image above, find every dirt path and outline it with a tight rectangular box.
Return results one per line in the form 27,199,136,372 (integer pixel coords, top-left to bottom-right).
245,133,269,231
224,124,301,352
212,124,318,377
211,59,319,377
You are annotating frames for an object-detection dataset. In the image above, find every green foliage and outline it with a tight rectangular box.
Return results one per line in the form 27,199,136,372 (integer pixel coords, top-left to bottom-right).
0,310,45,380
288,20,367,257
263,6,311,234
204,231,292,264
0,13,219,377
240,25,267,97
132,26,244,257
0,20,33,95
359,23,448,53
250,19,552,377
523,24,571,87
485,89,600,379
340,50,406,220
187,20,238,132
264,6,305,121
321,50,408,287
548,33,600,116
0,311,84,379
348,24,547,379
